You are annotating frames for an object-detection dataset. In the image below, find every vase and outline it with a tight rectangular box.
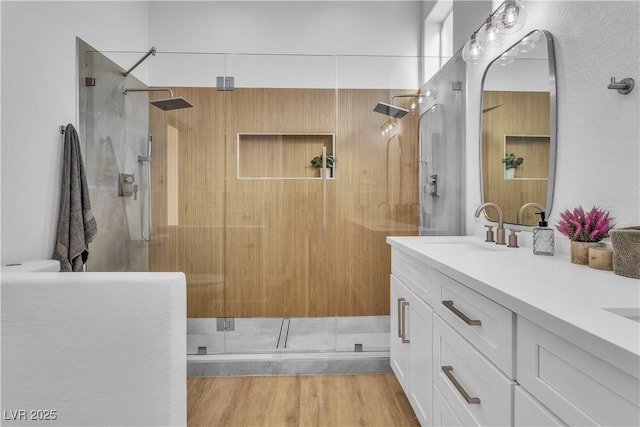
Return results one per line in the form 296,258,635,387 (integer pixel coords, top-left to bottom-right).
505,168,515,179
570,241,599,265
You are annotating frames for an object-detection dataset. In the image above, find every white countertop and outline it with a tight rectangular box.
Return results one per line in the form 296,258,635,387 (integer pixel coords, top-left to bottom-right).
387,235,640,378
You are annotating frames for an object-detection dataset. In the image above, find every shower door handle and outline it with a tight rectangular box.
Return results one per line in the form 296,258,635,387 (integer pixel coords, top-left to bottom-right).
321,146,328,242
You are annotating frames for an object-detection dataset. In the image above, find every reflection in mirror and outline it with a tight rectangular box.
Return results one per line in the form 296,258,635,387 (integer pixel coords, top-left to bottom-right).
480,30,556,226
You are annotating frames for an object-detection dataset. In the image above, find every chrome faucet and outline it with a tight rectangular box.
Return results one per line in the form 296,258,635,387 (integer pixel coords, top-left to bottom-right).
517,202,546,225
475,203,506,245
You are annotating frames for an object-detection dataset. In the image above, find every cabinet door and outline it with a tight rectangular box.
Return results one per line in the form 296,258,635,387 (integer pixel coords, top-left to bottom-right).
517,317,640,426
391,275,411,391
408,292,433,427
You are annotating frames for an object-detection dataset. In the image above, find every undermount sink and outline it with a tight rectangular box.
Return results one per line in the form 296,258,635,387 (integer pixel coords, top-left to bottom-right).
423,241,503,252
603,307,640,323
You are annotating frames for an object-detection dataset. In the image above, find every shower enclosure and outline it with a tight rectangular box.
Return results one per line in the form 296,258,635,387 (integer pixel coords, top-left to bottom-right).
78,40,463,374
418,52,466,236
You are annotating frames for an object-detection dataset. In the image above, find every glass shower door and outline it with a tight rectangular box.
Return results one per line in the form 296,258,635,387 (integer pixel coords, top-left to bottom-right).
419,54,466,236
222,54,339,354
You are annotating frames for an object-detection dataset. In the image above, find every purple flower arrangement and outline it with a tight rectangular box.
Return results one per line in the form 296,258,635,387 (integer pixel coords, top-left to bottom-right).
555,206,614,242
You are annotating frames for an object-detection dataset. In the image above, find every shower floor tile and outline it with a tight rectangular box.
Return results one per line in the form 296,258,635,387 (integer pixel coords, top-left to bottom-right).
187,315,389,354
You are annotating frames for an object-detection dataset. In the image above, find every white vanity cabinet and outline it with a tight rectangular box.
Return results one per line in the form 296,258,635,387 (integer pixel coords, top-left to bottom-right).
388,236,640,427
391,252,435,426
391,247,516,427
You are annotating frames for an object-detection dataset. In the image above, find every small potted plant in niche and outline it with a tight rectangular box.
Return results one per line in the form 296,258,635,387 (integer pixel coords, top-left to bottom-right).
555,206,614,265
502,153,523,179
310,154,335,178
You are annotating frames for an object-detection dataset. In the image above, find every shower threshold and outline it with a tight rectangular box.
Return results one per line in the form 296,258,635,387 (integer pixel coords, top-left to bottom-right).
187,316,391,377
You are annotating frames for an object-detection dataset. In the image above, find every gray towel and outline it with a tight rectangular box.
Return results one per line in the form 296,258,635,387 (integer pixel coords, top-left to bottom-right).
53,124,97,272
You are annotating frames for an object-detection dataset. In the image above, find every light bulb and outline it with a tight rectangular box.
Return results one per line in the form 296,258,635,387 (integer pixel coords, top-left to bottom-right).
497,0,526,34
462,33,485,64
478,15,504,49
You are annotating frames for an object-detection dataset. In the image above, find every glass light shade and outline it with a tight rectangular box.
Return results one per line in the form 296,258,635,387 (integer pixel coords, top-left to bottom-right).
497,0,526,34
478,16,504,49
513,30,540,53
462,35,485,64
496,47,518,66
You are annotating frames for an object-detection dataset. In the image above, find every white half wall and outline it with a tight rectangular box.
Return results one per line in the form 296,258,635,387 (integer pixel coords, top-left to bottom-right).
465,0,640,255
0,1,149,264
1,272,186,427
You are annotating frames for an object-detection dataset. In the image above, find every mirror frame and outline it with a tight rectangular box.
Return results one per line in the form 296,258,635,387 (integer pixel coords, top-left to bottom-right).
479,29,557,226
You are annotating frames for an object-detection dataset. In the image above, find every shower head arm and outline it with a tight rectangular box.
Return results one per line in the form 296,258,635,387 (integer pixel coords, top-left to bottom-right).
391,94,425,101
123,47,156,77
123,87,175,98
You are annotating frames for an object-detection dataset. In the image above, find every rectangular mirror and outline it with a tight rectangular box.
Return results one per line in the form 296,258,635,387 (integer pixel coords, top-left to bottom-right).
480,30,557,226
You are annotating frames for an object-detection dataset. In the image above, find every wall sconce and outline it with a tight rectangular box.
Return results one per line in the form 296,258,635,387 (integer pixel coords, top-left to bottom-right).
462,0,527,65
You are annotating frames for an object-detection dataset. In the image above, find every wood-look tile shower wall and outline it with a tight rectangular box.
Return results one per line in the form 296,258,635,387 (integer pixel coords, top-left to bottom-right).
150,88,419,318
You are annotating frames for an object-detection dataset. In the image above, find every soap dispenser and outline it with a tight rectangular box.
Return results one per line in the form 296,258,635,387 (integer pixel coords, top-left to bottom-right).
533,212,554,256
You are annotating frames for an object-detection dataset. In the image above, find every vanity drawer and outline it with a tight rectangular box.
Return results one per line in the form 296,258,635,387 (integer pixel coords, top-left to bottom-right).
514,386,566,427
433,383,469,427
517,317,640,426
436,275,515,377
433,315,514,427
391,250,440,307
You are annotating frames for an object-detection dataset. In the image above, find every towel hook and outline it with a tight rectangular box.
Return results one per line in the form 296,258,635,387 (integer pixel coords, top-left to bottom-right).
607,77,635,95
59,125,66,135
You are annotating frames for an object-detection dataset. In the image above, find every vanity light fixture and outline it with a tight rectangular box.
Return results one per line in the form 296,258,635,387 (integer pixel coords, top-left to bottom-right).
478,15,504,48
462,0,527,64
462,33,485,64
497,0,526,33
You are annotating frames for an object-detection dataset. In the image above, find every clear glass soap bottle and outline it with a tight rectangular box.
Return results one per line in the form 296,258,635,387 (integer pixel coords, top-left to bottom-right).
533,211,554,256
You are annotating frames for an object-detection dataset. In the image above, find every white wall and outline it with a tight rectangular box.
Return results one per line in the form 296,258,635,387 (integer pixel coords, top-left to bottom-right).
1,272,186,426
0,1,149,264
1,1,426,265
147,1,423,88
466,1,640,255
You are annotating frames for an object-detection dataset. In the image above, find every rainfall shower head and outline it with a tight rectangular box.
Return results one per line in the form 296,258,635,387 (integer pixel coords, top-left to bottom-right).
123,87,194,111
373,102,409,119
150,96,193,111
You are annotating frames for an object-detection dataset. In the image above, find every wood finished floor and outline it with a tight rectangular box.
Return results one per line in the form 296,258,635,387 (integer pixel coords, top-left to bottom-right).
187,373,419,427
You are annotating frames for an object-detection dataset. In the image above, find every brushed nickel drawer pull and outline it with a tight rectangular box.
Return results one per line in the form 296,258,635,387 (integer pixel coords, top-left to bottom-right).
441,366,481,404
401,301,410,344
442,300,481,326
397,298,405,338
